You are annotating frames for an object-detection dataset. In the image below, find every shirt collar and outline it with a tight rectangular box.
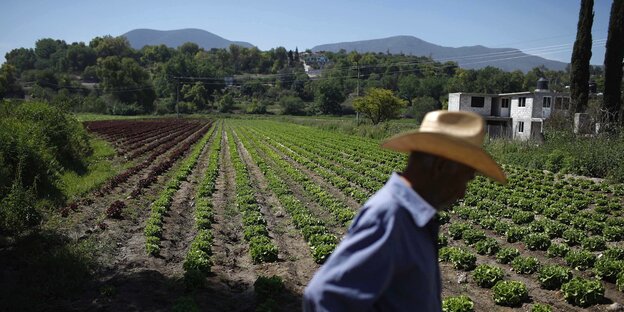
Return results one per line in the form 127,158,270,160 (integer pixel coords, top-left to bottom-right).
386,172,438,227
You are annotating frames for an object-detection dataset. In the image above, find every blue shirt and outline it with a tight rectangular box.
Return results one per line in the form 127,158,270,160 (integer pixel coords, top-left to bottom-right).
303,173,441,312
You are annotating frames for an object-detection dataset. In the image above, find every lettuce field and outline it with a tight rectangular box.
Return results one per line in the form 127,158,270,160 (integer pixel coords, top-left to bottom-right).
34,117,624,311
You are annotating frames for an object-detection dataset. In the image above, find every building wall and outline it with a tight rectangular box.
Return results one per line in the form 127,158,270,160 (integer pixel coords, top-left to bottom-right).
510,96,534,140
457,94,492,116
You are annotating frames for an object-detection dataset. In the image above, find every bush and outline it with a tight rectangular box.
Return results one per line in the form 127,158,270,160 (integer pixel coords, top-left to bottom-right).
537,264,572,290
511,256,540,274
442,295,474,312
472,264,504,288
0,179,40,234
279,95,305,115
492,280,529,307
561,277,604,307
496,247,520,264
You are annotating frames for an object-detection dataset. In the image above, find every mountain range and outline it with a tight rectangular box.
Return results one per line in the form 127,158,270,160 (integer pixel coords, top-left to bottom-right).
311,36,568,72
122,28,254,50
121,29,568,72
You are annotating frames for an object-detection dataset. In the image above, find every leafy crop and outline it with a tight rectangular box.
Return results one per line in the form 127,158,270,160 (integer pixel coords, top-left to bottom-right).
492,280,528,307
537,264,572,289
472,264,504,288
442,295,474,312
561,277,604,307
511,256,540,274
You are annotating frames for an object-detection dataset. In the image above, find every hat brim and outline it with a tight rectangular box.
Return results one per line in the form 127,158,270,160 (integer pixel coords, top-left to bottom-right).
381,131,507,184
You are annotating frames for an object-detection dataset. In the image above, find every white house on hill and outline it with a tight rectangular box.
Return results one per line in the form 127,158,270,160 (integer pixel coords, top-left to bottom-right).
448,78,572,140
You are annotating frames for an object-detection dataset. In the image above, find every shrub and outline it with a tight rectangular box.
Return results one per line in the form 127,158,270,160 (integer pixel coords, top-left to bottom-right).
475,237,499,255
593,258,624,282
537,264,572,289
561,277,604,307
547,243,570,258
565,250,596,271
496,247,520,264
523,233,551,251
511,256,540,274
473,264,504,288
0,179,40,234
442,295,474,312
492,280,529,307
581,236,607,252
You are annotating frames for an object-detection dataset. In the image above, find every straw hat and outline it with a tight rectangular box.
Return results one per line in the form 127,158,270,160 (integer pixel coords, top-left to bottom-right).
381,110,506,184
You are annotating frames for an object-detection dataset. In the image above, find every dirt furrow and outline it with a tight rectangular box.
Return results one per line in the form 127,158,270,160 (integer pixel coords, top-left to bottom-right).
232,129,317,307
200,128,256,312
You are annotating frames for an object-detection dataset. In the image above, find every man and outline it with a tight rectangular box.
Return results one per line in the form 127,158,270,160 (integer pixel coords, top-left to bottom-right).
303,110,506,311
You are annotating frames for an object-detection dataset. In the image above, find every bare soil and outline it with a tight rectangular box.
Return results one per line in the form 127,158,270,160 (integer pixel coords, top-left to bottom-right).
232,129,319,308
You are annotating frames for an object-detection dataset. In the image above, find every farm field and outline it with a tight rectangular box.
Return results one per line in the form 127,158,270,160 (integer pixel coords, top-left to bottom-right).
5,116,624,311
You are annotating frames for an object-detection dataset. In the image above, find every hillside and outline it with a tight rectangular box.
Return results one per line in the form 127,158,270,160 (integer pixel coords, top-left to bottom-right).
312,35,568,72
122,28,254,50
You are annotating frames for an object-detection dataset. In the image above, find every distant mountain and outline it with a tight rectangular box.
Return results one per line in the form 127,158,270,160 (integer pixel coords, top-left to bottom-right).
311,35,568,72
122,28,254,50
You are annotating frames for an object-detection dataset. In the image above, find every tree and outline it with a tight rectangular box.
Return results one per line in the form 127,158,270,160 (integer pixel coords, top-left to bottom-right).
353,88,407,124
5,48,36,73
179,42,200,56
314,79,345,115
217,92,235,113
398,74,420,106
181,82,208,110
66,43,97,72
279,95,305,115
96,56,155,112
570,0,594,113
602,0,624,124
90,36,133,58
0,64,24,99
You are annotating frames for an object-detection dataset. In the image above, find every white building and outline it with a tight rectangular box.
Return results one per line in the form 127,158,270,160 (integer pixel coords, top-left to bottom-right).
448,78,571,140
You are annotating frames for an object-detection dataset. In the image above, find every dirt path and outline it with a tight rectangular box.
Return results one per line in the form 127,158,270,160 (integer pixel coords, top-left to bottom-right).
199,128,257,312
231,128,318,307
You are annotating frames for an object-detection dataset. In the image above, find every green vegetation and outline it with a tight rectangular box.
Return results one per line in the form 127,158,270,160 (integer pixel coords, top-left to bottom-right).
442,295,474,312
472,264,504,288
492,280,529,307
561,277,605,307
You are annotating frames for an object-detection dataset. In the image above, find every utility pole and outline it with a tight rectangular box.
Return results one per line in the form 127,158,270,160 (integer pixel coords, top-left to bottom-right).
175,77,180,118
356,62,360,124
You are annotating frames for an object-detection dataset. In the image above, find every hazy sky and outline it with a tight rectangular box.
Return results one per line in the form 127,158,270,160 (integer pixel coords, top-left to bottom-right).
0,0,614,65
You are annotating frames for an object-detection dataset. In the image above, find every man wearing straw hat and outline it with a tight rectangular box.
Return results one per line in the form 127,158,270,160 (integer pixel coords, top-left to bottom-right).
303,110,506,311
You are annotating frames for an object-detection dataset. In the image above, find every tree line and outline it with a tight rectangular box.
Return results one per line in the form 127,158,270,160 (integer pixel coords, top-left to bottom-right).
0,32,614,121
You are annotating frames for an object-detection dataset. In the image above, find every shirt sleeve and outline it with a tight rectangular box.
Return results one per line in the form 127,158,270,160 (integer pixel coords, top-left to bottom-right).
303,211,398,312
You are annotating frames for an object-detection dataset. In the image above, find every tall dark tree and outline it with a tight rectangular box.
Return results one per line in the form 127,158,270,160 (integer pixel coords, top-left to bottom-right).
603,0,624,124
570,0,594,113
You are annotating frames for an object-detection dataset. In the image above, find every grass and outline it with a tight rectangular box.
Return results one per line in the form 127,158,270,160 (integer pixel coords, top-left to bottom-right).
59,136,128,201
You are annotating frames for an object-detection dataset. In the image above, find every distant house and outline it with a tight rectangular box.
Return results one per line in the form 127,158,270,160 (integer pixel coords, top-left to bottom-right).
448,78,572,140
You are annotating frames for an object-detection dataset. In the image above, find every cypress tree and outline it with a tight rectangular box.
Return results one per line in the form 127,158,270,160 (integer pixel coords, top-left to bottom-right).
570,0,594,113
603,0,624,124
